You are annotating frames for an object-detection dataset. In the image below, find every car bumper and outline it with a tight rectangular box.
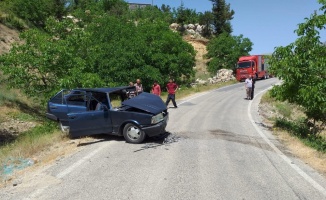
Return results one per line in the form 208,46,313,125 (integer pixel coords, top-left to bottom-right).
142,115,169,137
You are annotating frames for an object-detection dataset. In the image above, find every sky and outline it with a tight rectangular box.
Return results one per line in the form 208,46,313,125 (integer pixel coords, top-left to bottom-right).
127,0,325,55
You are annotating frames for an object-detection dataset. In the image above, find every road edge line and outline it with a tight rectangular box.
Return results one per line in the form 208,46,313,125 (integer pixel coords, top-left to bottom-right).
248,87,326,196
56,143,109,179
24,142,111,199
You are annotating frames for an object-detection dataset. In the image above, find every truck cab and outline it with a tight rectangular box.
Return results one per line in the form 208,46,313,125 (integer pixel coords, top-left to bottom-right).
236,55,269,81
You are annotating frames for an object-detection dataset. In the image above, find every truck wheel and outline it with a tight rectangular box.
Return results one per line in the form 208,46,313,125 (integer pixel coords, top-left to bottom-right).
123,123,146,144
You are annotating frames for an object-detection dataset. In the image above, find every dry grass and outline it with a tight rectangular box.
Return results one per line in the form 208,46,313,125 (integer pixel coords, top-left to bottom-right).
260,92,326,175
274,129,326,175
0,129,64,161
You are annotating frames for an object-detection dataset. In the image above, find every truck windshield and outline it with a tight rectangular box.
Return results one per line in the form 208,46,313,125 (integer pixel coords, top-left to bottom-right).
237,61,252,68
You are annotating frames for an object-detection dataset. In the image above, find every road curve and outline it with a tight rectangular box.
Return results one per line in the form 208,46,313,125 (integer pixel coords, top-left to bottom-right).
1,78,326,200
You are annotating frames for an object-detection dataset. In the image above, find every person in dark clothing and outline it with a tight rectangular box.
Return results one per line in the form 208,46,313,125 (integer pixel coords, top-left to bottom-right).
251,74,257,100
165,79,178,108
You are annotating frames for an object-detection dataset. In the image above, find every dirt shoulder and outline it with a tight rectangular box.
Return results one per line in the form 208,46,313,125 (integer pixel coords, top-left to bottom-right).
259,100,326,176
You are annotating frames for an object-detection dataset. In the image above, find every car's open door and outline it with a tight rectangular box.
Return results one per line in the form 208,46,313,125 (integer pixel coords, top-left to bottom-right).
47,89,71,123
68,101,113,138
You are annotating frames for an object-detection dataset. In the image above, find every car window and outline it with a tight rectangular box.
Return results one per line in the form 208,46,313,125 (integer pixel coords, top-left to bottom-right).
50,90,70,104
109,93,123,108
67,94,87,107
87,92,109,111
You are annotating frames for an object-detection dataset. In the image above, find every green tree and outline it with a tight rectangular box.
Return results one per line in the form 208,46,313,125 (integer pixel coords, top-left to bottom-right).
10,0,67,27
52,0,67,19
198,11,214,37
206,33,252,74
0,17,102,101
0,11,195,101
129,5,172,24
269,0,326,125
210,0,235,36
103,0,128,16
160,4,172,13
174,2,199,25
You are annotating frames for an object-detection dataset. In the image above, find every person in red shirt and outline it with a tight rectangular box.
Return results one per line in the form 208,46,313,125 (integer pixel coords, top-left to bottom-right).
151,81,161,96
165,79,178,108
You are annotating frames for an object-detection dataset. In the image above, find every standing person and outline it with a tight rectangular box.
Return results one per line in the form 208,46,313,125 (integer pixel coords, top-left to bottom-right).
127,82,136,98
134,79,143,95
251,75,256,100
151,80,161,96
165,79,178,108
245,75,253,100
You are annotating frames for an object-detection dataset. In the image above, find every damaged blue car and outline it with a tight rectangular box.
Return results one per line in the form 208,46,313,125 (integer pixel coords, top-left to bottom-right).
46,86,169,144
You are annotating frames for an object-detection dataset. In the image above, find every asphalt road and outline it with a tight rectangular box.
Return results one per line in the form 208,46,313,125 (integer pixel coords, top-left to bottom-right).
1,78,326,200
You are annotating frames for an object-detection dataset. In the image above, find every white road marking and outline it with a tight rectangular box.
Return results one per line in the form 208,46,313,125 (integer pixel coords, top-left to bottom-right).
24,142,113,199
56,143,109,179
248,87,326,196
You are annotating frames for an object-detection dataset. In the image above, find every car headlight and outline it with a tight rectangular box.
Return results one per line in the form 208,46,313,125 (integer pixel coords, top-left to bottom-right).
151,113,164,124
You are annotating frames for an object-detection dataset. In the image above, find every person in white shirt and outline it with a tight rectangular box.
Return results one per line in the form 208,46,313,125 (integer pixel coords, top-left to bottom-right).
245,75,253,100
134,79,143,95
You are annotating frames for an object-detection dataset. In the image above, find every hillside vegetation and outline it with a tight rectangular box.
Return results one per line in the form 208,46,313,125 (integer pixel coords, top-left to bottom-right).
0,0,252,102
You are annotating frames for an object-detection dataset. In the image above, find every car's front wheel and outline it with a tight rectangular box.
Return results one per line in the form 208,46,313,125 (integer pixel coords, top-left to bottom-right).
123,123,146,144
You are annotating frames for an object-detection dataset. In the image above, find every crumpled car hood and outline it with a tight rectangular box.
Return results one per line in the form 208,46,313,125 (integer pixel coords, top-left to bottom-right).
122,92,167,115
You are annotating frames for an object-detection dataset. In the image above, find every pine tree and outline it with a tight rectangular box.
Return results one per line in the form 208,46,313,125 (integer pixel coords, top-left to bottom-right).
210,0,235,36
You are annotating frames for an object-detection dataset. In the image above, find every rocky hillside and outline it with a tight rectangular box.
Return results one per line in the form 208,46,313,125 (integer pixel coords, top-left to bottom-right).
183,35,209,74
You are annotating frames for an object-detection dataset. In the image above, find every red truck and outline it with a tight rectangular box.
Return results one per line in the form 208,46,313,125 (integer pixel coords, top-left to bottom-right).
235,55,270,81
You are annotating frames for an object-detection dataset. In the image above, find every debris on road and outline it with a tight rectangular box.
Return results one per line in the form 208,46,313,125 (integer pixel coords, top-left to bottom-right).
134,133,183,152
163,134,182,144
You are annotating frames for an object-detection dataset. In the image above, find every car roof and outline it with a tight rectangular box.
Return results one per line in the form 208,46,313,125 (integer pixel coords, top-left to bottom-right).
73,86,135,94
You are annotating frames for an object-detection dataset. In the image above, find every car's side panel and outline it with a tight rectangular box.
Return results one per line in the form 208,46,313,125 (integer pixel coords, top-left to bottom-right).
48,102,68,121
68,110,113,137
109,110,152,134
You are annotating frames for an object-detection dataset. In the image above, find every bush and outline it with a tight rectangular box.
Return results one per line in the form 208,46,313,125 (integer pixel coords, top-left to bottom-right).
0,13,26,30
269,1,326,125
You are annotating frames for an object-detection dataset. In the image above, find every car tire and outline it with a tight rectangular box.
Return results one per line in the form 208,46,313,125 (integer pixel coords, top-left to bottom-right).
59,121,69,133
123,123,146,144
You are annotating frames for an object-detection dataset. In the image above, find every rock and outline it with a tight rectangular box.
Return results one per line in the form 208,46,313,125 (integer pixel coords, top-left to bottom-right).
216,69,235,81
187,29,196,35
169,23,179,30
192,68,235,86
196,25,203,33
12,179,22,186
187,24,195,30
